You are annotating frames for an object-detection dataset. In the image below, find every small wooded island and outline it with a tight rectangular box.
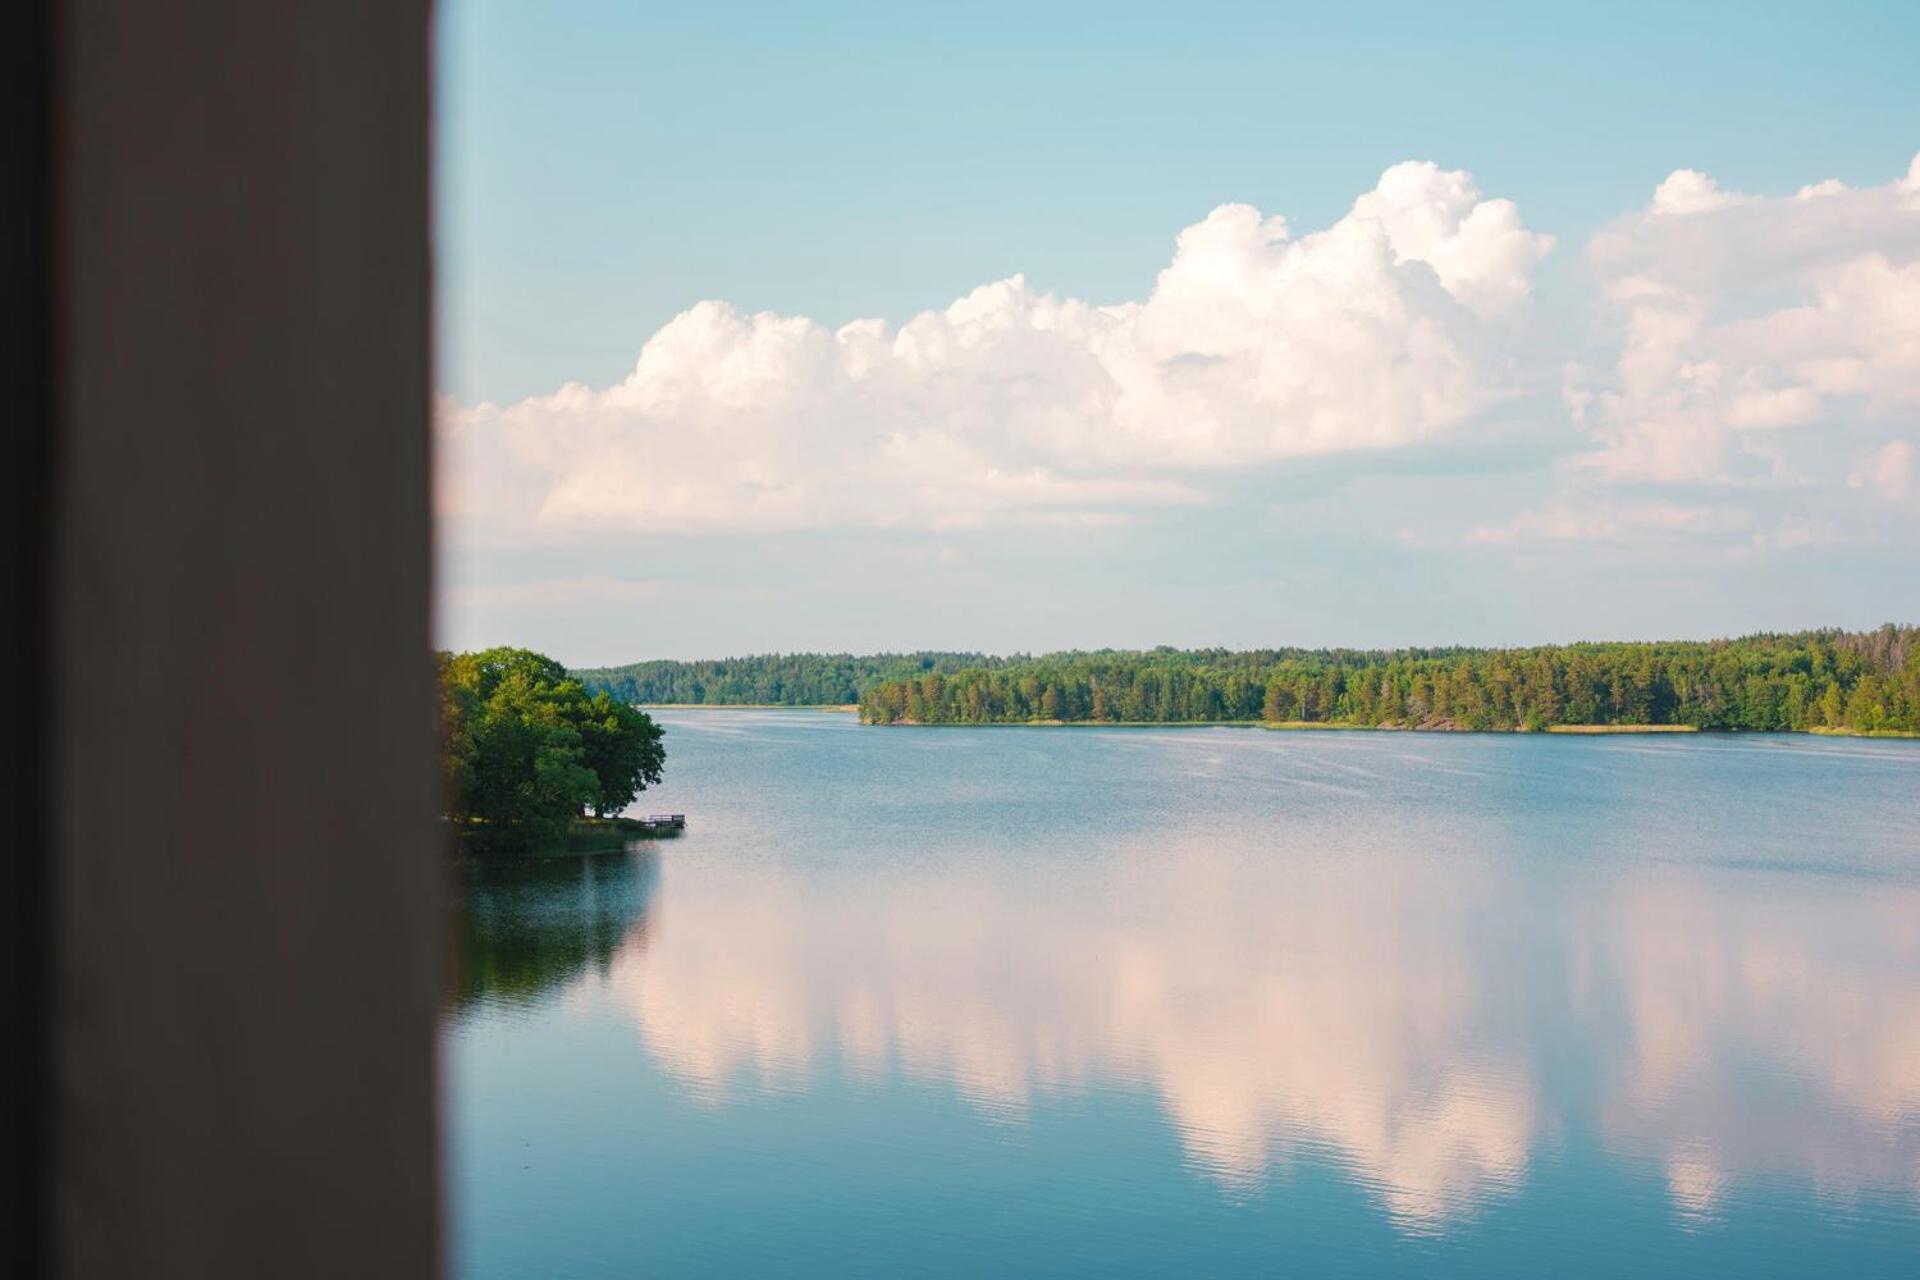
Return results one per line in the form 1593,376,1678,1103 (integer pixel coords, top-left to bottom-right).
441,647,667,852
576,626,1919,734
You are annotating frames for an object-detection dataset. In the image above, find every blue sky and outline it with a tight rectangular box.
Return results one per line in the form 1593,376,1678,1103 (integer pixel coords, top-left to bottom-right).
437,2,1920,664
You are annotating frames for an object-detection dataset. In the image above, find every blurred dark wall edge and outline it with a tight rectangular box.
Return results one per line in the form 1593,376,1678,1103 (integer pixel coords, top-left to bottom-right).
4,0,53,1266
8,3,441,1276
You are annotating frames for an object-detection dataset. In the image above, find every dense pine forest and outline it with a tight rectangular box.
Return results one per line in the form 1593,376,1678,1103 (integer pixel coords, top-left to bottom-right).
852,628,1920,734
574,652,1001,707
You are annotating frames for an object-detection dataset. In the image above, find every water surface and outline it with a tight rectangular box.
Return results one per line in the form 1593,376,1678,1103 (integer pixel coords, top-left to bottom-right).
446,712,1920,1277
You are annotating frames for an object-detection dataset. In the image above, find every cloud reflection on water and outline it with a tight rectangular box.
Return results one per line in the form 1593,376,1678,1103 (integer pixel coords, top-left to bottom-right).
1580,872,1920,1221
568,837,1916,1232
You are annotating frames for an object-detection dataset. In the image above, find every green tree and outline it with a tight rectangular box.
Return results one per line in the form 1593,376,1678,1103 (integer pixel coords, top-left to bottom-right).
849,627,1918,733
577,692,666,817
441,647,668,846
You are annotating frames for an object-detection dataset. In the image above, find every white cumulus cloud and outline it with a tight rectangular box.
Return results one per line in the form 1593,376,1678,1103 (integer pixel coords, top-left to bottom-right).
438,161,1551,544
1572,153,1920,487
1479,152,1920,554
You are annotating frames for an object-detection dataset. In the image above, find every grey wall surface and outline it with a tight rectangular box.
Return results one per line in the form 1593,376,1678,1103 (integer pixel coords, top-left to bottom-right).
49,3,439,1275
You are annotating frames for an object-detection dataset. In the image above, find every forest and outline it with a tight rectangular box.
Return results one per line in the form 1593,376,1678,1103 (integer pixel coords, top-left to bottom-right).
574,651,1002,706
853,627,1920,734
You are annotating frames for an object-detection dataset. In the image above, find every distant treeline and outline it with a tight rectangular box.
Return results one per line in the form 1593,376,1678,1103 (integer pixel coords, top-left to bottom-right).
855,627,1920,734
574,652,1001,707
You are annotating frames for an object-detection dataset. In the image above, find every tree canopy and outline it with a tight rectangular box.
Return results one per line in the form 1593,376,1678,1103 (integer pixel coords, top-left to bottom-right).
854,627,1920,734
573,651,1000,706
441,646,666,847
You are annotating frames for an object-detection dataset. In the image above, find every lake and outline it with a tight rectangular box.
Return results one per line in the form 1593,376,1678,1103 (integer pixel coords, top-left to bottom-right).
445,711,1920,1278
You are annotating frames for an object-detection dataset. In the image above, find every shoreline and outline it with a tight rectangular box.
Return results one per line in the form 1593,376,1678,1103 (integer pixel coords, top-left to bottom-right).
1808,725,1920,739
1543,724,1698,735
855,719,1915,737
635,705,1918,739
453,815,683,858
639,703,857,712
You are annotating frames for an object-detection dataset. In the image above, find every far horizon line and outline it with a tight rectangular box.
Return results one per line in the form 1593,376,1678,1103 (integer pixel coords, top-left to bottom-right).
557,622,1917,670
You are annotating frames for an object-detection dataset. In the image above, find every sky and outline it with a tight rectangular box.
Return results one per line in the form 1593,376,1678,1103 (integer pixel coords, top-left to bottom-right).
436,1,1920,665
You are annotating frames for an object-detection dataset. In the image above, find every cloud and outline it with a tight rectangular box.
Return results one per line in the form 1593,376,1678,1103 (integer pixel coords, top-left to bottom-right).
1472,152,1920,556
440,148,1920,598
441,576,668,610
1850,438,1916,502
1572,154,1920,487
438,161,1550,544
1468,499,1752,546
1649,169,1743,217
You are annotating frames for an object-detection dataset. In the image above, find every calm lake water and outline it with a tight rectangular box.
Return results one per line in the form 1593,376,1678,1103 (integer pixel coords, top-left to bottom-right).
445,711,1920,1278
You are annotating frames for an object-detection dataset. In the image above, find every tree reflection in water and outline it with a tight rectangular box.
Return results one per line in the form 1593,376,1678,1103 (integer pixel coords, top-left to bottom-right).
449,849,658,1012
